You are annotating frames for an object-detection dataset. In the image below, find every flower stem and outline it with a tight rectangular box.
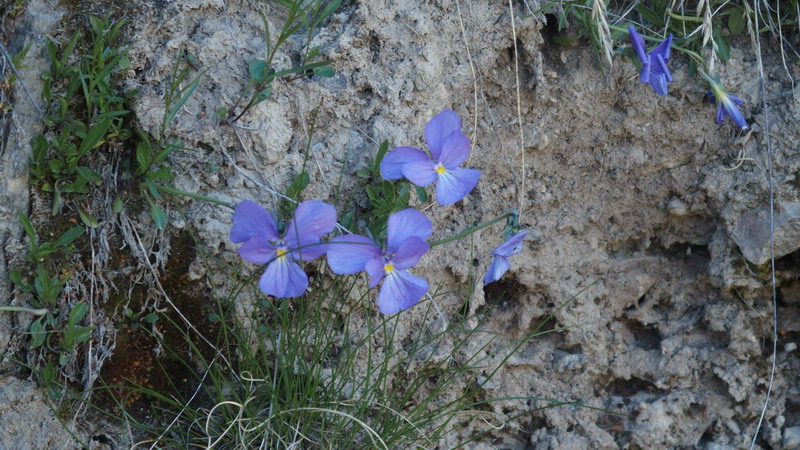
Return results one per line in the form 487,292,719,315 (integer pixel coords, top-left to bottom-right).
430,211,516,247
156,184,234,210
0,305,49,316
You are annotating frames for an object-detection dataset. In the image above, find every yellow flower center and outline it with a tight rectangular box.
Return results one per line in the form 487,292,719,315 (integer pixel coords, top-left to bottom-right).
276,248,287,258
383,263,395,274
435,164,446,174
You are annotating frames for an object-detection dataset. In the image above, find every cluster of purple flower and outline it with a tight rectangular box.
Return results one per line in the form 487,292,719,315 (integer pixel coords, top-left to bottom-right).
628,26,748,130
230,111,526,314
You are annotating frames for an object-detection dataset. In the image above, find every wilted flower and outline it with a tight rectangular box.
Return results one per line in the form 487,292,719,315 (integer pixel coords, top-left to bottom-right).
380,110,480,205
230,200,336,298
705,76,748,130
628,26,673,96
327,208,432,314
484,231,527,285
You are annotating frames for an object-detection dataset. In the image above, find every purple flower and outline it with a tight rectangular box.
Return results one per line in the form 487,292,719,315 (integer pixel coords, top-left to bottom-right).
380,110,480,205
628,26,673,96
327,208,432,314
705,77,748,130
484,231,527,285
230,200,336,298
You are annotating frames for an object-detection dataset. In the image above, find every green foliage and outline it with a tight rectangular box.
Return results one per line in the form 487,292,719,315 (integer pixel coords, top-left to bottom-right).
32,16,129,212
227,0,339,121
96,260,590,447
10,211,91,368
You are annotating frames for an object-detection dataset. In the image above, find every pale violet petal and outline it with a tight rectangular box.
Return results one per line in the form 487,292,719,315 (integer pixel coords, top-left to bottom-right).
285,200,337,242
377,270,428,315
391,236,429,270
327,235,382,274
437,131,471,170
380,147,430,180
435,168,480,205
424,110,462,160
259,257,309,298
386,209,433,252
231,201,279,243
483,255,510,285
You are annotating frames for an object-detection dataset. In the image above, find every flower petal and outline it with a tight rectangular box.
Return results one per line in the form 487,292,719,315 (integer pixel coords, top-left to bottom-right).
649,33,672,62
386,208,433,252
438,131,471,169
639,56,651,84
628,26,647,64
391,236,429,269
238,236,277,264
327,234,382,274
722,98,748,130
377,270,428,314
285,200,337,242
493,231,527,257
289,235,328,261
380,146,430,180
435,168,480,205
259,257,309,298
365,257,386,289
424,109,462,160
650,74,669,97
652,54,672,83
401,157,438,187
483,255,510,285
231,201,279,243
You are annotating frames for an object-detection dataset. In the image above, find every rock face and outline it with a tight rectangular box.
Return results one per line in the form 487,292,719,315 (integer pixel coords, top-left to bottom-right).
3,0,800,448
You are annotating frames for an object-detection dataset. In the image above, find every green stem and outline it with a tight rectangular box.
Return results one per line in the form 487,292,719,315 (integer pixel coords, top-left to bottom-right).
156,184,234,210
665,9,705,23
430,211,515,248
0,305,49,316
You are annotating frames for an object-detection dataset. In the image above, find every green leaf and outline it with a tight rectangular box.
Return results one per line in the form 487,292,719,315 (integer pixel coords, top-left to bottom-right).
415,186,428,203
150,203,167,229
165,69,205,131
17,210,36,241
728,8,745,35
118,55,131,70
252,87,272,106
313,65,335,78
9,269,25,287
356,170,370,179
249,59,269,84
373,140,390,172
59,353,69,366
215,107,228,121
54,226,85,247
69,301,88,325
714,31,730,61
144,313,159,324
78,209,99,228
112,196,124,214
319,0,342,21
135,140,151,174
30,317,46,349
77,119,112,159
635,3,665,27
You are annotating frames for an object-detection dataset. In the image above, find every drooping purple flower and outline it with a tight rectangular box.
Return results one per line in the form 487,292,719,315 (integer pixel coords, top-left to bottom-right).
705,76,748,130
380,110,480,205
230,200,336,298
628,26,673,96
327,208,432,314
484,231,527,285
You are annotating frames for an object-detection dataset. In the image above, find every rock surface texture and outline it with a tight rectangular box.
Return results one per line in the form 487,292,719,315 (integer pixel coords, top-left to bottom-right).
2,0,799,448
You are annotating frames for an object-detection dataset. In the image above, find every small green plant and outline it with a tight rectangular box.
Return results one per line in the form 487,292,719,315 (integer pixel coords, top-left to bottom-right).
6,211,93,370
221,0,339,122
32,16,130,216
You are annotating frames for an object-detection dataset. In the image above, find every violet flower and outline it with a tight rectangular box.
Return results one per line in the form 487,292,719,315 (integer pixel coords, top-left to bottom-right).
327,208,432,314
484,231,527,285
705,76,748,130
380,110,480,205
230,200,336,298
628,26,673,96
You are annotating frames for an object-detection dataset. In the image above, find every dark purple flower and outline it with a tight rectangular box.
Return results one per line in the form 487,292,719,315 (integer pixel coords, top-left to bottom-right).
327,208,432,314
705,76,748,130
380,110,480,205
628,26,673,96
483,231,527,285
230,200,336,298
